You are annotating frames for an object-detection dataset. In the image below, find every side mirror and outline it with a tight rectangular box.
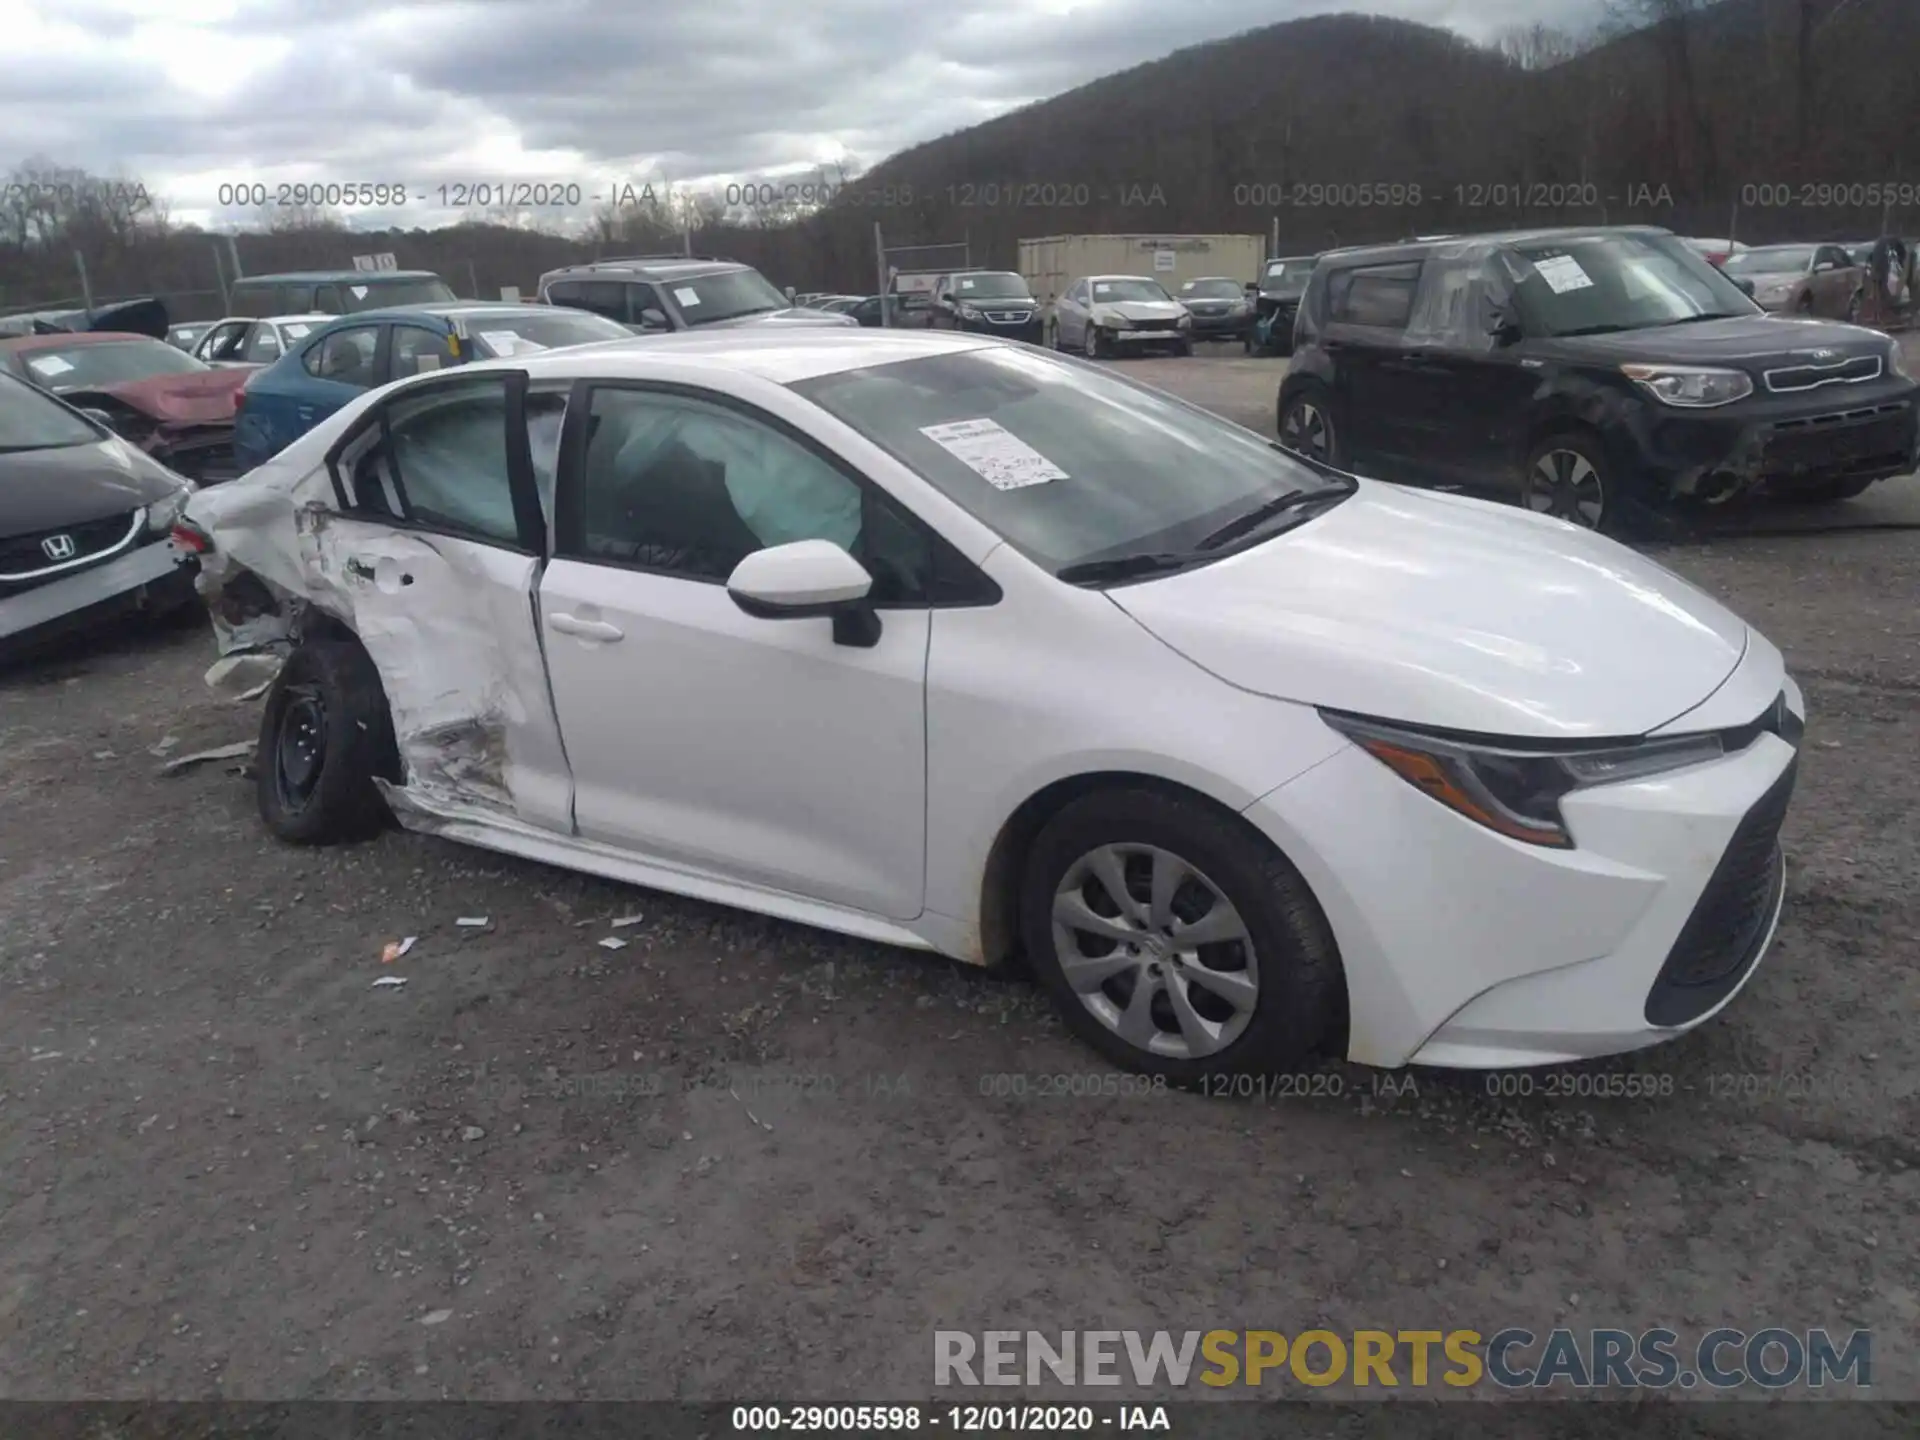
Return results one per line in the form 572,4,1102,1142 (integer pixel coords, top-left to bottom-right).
80,407,118,430
639,308,669,330
1487,309,1523,345
1733,278,1756,298
726,540,880,647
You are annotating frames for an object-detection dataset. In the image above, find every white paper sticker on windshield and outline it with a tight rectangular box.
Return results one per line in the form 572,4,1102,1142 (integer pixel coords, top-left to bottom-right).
1532,254,1594,294
350,285,369,299
1092,282,1113,298
27,355,75,376
919,418,1066,491
479,331,548,356
958,277,976,290
674,286,701,306
284,323,311,338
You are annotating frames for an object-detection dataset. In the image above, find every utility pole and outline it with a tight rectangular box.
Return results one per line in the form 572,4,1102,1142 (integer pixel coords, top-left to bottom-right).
874,222,889,327
73,251,94,311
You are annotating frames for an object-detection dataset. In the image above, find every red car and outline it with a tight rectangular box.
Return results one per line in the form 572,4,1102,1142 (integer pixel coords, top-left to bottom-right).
0,331,249,482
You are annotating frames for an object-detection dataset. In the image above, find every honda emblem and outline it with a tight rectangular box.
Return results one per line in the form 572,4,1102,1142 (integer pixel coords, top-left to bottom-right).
41,534,76,561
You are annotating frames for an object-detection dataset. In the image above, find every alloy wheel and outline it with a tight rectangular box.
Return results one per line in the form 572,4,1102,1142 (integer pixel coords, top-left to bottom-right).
1050,843,1259,1060
1279,398,1332,462
1527,448,1606,528
1083,324,1101,359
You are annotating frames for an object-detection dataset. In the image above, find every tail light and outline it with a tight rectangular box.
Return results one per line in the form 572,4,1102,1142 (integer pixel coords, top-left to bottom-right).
170,519,214,554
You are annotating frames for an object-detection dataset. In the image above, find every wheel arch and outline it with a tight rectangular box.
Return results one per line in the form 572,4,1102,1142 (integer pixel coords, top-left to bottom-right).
975,768,1352,1054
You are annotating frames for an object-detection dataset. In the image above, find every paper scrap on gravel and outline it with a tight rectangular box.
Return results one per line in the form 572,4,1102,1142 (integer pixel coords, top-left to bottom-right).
371,976,409,988
598,936,628,950
381,936,417,964
158,741,255,775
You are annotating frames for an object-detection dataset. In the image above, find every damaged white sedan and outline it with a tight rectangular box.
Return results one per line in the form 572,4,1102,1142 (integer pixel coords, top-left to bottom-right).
181,329,1802,1079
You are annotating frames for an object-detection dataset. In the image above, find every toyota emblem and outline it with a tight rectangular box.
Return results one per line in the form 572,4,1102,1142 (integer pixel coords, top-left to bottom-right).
41,534,76,561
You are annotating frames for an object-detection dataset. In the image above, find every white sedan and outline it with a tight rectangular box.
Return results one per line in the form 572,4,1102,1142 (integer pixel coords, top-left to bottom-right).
191,313,332,368
179,329,1802,1078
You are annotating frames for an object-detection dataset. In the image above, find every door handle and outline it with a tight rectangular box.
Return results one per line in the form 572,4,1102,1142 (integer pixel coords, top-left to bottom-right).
548,612,624,643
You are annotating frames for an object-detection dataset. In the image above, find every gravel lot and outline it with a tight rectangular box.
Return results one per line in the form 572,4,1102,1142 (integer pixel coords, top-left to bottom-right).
2,348,1917,1414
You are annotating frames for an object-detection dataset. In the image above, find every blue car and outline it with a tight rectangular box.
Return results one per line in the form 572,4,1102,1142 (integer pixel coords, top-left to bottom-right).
232,303,632,470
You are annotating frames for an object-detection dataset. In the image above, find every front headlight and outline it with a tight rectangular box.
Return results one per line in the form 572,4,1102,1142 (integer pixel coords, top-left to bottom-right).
1621,363,1754,408
1176,313,1192,328
1228,300,1250,314
1888,343,1910,379
145,484,195,534
958,304,984,320
1320,711,1727,849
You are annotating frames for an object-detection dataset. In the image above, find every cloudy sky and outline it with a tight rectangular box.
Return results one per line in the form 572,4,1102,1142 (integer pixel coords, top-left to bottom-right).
6,0,1599,229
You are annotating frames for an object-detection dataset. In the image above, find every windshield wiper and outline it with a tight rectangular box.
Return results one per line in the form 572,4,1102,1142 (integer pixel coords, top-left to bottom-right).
1552,323,1633,337
1194,478,1358,551
1653,312,1747,326
1055,552,1197,586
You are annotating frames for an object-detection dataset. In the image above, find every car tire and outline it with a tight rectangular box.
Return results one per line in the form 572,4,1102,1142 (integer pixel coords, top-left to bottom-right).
1018,787,1343,1082
1522,430,1619,534
1173,338,1193,357
256,639,399,845
1083,325,1107,360
1276,384,1341,467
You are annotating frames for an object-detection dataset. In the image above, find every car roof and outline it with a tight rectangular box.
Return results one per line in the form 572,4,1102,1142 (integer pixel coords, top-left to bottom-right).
233,270,444,283
1319,225,1678,267
1083,274,1160,283
497,326,1001,386
298,303,580,326
0,330,164,352
547,259,746,281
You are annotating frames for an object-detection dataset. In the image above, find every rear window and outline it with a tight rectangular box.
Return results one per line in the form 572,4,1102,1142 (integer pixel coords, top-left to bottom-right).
1328,262,1421,329
339,277,457,311
19,338,209,391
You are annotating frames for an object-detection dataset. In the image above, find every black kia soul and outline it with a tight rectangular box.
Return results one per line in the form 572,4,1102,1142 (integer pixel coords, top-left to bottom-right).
1276,226,1920,533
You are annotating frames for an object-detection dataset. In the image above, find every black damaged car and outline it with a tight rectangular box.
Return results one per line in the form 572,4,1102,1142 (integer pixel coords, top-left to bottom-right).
925,271,1044,343
0,370,199,662
1276,227,1920,534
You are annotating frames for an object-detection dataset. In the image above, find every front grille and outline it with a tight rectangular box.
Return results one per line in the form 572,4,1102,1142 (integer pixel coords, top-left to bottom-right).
0,510,142,582
1761,402,1912,478
1764,354,1882,392
1644,756,1797,1027
985,310,1035,325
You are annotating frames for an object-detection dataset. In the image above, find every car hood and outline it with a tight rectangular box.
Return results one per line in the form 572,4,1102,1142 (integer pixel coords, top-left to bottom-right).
1541,312,1885,367
0,437,183,539
62,369,241,424
1095,301,1184,323
1108,482,1751,740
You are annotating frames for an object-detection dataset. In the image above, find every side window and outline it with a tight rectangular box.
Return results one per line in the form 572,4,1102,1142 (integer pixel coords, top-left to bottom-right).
334,377,528,547
1404,259,1487,349
242,324,283,364
1329,262,1421,330
549,280,626,322
202,321,250,361
229,284,281,317
391,325,450,378
627,283,666,325
313,285,344,314
303,326,380,387
560,387,934,602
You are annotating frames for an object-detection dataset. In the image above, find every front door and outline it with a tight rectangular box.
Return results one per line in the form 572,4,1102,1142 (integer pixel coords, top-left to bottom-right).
537,381,930,920
318,368,572,827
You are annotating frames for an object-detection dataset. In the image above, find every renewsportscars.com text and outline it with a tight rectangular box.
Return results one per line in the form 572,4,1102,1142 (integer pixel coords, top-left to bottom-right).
933,1328,1871,1390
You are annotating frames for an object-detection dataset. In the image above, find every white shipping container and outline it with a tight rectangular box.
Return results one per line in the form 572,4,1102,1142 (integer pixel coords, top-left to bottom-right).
1018,234,1266,306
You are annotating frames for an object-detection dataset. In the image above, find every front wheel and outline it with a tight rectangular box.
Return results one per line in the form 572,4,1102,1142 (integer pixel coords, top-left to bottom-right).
1083,324,1107,359
1019,789,1342,1081
1522,433,1616,533
256,639,399,844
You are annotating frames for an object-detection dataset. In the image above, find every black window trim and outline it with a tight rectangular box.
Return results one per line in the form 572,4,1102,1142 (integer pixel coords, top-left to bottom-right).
322,367,545,557
550,377,1001,610
387,321,452,382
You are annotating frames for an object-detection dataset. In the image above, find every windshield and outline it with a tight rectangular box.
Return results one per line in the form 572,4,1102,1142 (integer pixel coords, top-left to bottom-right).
1260,261,1314,297
790,346,1340,574
1181,279,1244,299
342,277,458,311
951,273,1032,300
1504,234,1756,337
664,268,791,325
0,370,101,451
469,312,634,358
1089,278,1172,304
17,338,209,391
1723,247,1814,277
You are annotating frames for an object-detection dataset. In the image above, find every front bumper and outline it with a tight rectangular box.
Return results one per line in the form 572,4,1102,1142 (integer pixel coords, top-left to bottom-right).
1104,326,1189,347
1186,312,1250,338
1242,686,1802,1069
1615,378,1920,502
956,315,1044,344
0,535,198,655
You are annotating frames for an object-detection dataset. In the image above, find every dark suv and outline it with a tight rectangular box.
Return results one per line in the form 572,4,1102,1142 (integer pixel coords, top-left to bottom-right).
1276,227,1920,532
925,271,1043,343
537,256,854,333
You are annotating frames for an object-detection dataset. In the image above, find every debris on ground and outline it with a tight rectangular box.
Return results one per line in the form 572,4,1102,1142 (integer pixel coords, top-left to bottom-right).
381,937,417,964
158,742,255,776
456,916,491,929
611,914,645,928
370,976,409,990
598,937,628,950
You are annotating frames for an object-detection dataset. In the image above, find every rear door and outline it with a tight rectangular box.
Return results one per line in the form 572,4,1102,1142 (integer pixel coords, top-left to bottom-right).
1321,260,1423,474
318,369,572,826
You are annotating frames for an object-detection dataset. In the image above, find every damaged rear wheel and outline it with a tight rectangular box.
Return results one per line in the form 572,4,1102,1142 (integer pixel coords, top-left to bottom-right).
257,639,399,844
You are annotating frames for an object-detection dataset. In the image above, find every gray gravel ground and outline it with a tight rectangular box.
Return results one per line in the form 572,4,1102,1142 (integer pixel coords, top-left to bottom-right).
0,351,1916,1421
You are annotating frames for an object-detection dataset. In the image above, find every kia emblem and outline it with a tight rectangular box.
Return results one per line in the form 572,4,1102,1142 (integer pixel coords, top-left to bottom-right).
41,534,76,561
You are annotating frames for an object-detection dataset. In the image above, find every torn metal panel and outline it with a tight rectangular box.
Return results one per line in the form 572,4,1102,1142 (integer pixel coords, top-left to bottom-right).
183,436,573,828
